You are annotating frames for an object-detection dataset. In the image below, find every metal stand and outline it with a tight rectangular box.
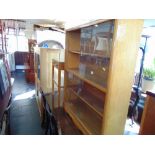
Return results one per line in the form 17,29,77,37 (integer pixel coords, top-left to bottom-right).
131,35,150,124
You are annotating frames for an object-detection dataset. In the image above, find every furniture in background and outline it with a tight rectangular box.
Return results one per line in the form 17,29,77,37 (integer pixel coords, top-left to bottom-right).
34,47,64,116
24,52,35,83
14,51,35,83
128,35,150,124
14,51,29,68
0,96,12,134
0,57,11,120
40,89,59,135
28,39,37,53
5,53,15,72
64,19,143,134
0,20,8,53
0,54,14,134
128,86,146,124
139,90,155,134
52,59,64,109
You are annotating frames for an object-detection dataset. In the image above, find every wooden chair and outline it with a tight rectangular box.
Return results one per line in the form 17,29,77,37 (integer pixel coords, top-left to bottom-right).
24,53,35,84
40,90,59,135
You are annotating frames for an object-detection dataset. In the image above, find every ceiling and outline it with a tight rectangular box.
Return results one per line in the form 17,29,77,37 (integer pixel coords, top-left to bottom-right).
2,19,155,32
24,19,65,29
24,19,94,30
25,19,155,30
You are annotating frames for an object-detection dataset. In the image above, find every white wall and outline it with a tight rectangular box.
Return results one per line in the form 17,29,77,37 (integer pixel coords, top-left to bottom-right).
36,30,65,48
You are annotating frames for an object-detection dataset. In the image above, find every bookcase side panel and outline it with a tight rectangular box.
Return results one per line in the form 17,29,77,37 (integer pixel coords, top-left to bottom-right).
102,19,144,134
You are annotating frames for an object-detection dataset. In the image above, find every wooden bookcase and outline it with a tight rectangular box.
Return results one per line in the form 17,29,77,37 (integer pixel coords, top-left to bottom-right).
34,47,64,115
64,19,143,135
34,47,64,94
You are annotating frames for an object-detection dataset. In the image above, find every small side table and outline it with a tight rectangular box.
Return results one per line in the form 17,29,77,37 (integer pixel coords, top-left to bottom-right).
52,59,64,109
139,90,155,134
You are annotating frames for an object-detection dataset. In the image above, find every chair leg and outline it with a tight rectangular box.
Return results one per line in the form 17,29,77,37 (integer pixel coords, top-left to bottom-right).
41,110,46,128
5,110,10,135
0,111,9,135
49,124,52,135
45,118,49,135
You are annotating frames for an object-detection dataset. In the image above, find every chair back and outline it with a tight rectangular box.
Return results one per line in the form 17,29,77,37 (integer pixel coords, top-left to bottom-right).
40,90,58,135
45,99,58,135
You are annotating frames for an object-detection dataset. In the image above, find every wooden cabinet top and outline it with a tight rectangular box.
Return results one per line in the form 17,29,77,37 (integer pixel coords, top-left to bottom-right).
146,90,155,98
66,19,112,31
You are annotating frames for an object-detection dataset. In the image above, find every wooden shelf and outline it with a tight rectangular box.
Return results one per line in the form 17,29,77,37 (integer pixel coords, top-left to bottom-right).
67,69,107,93
68,50,110,58
69,87,104,117
65,101,102,134
81,52,110,58
69,50,80,54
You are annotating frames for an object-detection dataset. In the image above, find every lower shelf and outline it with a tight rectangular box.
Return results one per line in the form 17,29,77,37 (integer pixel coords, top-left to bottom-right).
70,87,104,117
64,101,102,134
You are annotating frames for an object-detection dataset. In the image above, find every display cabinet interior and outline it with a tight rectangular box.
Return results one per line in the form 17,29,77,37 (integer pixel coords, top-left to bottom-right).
64,19,143,135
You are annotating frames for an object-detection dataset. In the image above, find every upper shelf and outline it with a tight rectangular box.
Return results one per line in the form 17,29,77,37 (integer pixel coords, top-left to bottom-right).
67,68,107,93
68,50,80,54
68,50,111,58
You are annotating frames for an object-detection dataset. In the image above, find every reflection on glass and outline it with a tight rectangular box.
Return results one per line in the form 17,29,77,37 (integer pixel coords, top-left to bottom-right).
66,71,105,116
79,20,114,88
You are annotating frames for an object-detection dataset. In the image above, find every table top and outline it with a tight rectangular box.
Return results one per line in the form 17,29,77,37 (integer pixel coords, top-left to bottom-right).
132,85,147,98
146,90,155,98
52,59,64,70
52,59,64,64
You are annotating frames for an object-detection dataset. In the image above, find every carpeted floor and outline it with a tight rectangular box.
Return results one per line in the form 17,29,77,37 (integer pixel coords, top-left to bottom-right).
9,70,82,135
10,70,43,135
